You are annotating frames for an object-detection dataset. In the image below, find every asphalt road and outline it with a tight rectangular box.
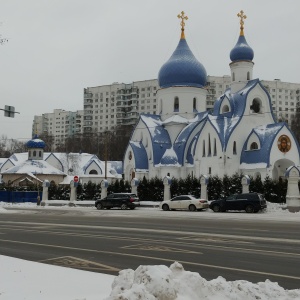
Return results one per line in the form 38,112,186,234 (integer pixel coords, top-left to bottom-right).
0,207,300,289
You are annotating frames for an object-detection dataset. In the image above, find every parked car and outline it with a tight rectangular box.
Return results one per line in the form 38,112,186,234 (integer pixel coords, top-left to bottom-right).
209,192,267,213
95,193,140,210
159,195,209,211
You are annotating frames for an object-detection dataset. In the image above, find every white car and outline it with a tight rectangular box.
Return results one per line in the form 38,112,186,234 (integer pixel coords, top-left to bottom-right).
159,195,209,211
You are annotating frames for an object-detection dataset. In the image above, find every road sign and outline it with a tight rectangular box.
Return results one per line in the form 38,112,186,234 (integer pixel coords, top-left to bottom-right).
74,175,79,182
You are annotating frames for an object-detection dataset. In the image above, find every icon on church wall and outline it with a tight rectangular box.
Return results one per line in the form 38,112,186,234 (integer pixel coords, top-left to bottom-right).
277,135,291,153
128,151,132,160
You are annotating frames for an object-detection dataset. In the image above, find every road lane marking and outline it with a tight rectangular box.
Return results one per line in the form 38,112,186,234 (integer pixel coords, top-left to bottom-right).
0,226,300,258
1,220,300,245
39,256,120,272
178,236,254,244
0,238,300,281
121,244,201,254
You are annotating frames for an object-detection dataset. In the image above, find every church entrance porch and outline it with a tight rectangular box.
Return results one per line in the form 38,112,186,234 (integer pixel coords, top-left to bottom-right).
272,159,294,180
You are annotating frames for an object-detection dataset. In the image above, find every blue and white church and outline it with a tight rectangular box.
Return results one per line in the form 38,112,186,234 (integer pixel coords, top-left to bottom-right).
123,11,300,181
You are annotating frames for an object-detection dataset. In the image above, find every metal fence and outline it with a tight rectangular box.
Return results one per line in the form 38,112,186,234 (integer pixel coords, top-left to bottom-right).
0,191,42,203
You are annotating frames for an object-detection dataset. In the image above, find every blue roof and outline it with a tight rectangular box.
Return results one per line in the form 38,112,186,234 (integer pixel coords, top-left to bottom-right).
240,123,288,166
173,112,207,165
26,135,46,149
230,34,254,62
160,147,179,165
158,37,207,88
285,166,300,177
140,114,172,165
130,141,149,170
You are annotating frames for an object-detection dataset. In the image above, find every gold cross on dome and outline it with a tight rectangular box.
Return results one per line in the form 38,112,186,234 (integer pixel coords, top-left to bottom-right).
237,10,247,36
177,11,188,38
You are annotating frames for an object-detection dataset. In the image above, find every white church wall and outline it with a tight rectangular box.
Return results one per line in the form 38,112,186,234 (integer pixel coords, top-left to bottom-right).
157,86,207,121
245,86,273,122
269,128,300,176
230,61,254,93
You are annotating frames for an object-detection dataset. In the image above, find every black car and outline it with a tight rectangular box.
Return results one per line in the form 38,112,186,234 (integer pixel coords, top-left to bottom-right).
209,192,267,213
95,193,140,210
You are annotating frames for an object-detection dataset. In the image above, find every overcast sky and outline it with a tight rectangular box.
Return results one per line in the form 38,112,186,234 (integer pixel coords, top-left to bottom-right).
0,0,299,141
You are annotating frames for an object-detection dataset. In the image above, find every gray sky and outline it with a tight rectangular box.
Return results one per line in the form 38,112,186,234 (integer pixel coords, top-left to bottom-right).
0,0,299,141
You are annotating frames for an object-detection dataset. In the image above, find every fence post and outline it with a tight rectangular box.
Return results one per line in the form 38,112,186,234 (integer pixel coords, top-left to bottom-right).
200,175,208,200
242,175,250,194
101,180,108,199
163,176,172,201
131,178,139,195
286,166,300,212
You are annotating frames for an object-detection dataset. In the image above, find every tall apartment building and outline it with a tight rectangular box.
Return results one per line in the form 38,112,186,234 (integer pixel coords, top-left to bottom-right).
33,109,84,148
83,80,158,133
261,79,300,125
33,77,300,149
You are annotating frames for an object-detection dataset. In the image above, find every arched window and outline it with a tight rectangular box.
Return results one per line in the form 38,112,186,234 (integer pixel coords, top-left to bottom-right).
33,150,36,156
222,105,229,113
233,141,237,154
247,72,250,80
39,151,42,157
250,98,262,113
232,72,235,81
160,99,163,112
193,97,197,111
89,170,98,174
29,150,31,157
250,142,258,150
174,97,179,111
202,140,206,157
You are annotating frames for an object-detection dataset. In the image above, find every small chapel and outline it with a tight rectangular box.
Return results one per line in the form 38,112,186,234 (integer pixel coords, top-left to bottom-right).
123,11,300,181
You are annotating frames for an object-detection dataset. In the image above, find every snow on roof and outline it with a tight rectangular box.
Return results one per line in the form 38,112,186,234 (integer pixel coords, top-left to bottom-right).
159,147,179,165
2,159,66,175
240,162,268,169
174,112,207,165
241,123,287,166
162,114,189,125
140,114,172,165
130,141,149,170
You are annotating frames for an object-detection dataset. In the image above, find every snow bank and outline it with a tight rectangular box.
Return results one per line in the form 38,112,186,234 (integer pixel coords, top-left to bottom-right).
106,262,300,300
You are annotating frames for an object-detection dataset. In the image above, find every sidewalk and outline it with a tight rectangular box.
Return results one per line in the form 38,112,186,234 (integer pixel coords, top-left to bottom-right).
41,200,160,208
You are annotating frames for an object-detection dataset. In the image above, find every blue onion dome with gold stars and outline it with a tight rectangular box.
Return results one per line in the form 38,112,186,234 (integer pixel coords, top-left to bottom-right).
26,134,46,149
230,10,254,62
158,12,207,89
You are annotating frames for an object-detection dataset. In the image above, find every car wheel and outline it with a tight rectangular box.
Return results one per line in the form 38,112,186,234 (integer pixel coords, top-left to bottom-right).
121,204,127,210
162,204,169,211
245,205,254,213
212,205,221,212
96,203,103,210
189,204,196,212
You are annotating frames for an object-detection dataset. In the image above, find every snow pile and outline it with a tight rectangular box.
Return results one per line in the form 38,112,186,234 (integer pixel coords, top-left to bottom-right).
106,262,300,300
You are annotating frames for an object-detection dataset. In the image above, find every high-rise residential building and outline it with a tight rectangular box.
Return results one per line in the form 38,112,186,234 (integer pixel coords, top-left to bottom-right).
83,80,158,133
32,109,84,148
33,77,300,148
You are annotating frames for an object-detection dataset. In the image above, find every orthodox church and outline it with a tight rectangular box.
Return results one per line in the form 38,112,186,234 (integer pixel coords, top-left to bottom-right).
123,11,300,181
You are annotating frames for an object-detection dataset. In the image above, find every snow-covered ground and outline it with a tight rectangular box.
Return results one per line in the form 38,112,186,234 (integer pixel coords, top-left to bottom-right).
1,201,300,299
